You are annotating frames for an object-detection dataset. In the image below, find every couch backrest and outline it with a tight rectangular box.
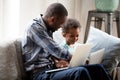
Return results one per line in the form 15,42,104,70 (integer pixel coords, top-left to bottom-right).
0,39,26,80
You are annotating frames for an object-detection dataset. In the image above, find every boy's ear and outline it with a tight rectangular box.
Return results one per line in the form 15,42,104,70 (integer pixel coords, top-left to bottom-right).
62,32,66,37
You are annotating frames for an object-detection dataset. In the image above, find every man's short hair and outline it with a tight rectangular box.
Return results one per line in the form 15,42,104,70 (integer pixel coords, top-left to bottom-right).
44,3,68,18
62,18,81,33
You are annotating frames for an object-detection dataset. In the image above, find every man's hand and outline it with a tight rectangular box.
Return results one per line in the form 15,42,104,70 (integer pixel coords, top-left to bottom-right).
51,57,69,68
55,60,69,68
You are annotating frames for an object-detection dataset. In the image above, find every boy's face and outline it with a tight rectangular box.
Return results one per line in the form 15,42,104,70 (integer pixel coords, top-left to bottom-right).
63,28,80,45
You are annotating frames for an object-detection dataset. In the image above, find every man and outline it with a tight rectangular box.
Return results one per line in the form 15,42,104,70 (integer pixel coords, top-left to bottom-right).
22,3,111,80
22,3,91,80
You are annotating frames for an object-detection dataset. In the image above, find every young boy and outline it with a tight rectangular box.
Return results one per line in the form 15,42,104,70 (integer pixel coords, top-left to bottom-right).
59,18,111,80
60,18,81,54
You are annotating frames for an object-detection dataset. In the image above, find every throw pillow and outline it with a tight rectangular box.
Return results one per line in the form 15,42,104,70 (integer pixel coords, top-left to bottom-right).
87,27,120,72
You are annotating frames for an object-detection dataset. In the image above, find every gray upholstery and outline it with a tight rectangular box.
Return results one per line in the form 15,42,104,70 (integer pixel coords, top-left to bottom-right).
0,39,26,80
14,39,27,80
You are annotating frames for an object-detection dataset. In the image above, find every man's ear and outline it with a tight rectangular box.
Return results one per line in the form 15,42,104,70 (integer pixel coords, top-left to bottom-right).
48,16,55,24
50,16,55,23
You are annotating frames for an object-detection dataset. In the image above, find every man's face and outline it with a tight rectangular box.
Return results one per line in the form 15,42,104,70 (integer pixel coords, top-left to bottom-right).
49,16,67,32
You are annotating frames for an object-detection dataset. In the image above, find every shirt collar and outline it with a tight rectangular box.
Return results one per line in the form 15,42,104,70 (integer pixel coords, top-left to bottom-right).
40,14,53,37
39,14,47,31
63,40,76,49
33,14,53,37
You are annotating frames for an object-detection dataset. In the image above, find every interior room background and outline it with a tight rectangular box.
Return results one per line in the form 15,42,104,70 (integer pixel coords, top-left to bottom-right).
0,0,120,42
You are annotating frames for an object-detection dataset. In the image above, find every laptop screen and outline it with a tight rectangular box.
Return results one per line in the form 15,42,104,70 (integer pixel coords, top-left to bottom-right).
69,43,92,67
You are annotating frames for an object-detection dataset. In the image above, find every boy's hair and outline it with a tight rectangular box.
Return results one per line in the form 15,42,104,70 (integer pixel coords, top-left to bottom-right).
62,18,81,33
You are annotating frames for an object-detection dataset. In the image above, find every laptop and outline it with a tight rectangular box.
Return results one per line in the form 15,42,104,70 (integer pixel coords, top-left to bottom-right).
89,48,105,64
45,43,92,73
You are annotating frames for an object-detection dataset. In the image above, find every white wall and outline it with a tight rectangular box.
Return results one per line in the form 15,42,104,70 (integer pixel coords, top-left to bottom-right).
0,0,3,39
19,0,46,35
19,0,76,35
78,0,95,42
0,0,120,42
0,0,20,41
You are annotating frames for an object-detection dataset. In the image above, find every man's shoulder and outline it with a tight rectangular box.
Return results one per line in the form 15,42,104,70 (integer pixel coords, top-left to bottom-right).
32,16,47,31
25,19,45,31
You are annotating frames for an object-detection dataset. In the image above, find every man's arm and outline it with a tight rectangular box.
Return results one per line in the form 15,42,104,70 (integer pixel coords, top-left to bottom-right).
28,25,71,61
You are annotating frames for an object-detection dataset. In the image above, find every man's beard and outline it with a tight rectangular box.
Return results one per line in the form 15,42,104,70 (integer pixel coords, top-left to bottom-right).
48,25,58,32
47,25,55,32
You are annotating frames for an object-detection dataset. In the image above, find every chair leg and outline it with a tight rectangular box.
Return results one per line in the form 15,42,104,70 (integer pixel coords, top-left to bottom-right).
84,14,91,43
105,14,112,35
116,17,120,38
94,18,102,30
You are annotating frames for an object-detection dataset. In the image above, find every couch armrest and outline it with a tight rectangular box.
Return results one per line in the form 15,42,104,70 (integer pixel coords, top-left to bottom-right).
14,39,28,80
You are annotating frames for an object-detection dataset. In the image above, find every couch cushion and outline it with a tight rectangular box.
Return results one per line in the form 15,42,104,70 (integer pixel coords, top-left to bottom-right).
0,40,20,80
0,38,26,80
87,27,120,72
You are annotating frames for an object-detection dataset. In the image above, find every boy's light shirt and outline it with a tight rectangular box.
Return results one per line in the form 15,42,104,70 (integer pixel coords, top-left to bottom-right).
60,40,80,55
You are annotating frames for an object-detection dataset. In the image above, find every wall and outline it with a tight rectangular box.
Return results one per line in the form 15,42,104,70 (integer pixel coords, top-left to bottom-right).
19,0,46,35
75,0,96,42
19,0,81,42
0,0,3,39
0,0,20,41
0,0,120,42
19,0,76,35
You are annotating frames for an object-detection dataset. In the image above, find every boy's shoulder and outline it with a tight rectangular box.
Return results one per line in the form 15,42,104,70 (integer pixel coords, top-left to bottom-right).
60,41,69,49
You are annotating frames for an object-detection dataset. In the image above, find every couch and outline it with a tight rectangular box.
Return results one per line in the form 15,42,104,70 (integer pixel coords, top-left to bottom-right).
0,39,27,80
0,38,119,80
